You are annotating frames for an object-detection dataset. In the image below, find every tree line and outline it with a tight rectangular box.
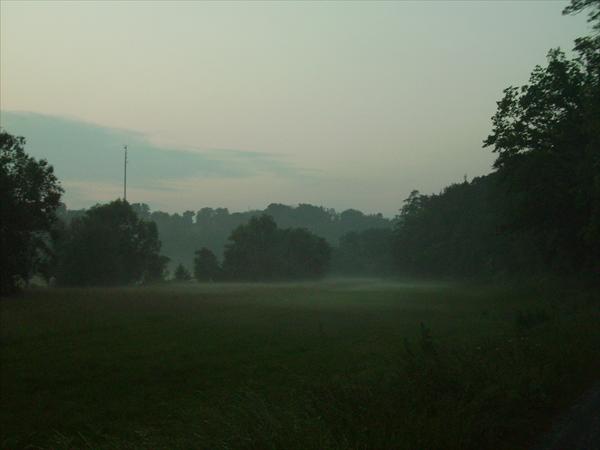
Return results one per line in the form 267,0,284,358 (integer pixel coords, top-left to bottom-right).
58,201,390,272
151,214,332,283
393,1,600,280
1,0,598,293
52,201,334,286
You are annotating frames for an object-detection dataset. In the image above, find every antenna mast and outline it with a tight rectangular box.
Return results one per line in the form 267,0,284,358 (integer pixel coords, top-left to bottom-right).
123,145,128,202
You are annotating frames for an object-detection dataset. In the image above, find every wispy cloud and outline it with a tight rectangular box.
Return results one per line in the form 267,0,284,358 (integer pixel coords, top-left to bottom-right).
0,111,315,192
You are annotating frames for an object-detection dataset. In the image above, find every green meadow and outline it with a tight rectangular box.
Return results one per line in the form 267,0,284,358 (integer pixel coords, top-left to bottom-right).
1,280,598,449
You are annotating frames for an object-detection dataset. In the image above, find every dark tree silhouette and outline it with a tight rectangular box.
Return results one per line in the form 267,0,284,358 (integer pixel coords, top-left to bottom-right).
279,227,331,278
55,200,168,286
222,215,281,281
125,202,389,273
332,228,395,276
391,1,600,279
0,130,63,294
483,45,599,271
174,263,192,282
222,215,331,281
193,247,220,281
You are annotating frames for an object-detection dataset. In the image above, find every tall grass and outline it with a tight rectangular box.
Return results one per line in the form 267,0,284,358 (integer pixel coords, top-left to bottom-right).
1,280,598,449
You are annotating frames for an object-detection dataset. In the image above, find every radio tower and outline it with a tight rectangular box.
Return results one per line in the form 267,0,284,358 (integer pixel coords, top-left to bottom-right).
123,145,128,202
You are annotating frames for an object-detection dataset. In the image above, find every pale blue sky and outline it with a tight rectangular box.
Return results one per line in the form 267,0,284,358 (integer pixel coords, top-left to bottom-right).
0,1,590,215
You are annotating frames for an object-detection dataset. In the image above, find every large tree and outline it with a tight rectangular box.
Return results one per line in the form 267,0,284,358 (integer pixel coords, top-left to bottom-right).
194,247,221,282
390,1,600,279
55,200,169,286
333,228,395,276
222,215,331,281
483,2,600,272
0,130,63,294
222,215,282,281
174,263,192,282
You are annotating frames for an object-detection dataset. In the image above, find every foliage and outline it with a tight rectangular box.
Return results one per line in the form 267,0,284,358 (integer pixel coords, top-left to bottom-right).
193,247,221,282
126,202,389,273
564,0,600,32
393,3,600,279
0,130,63,294
483,45,599,272
332,228,395,275
222,215,331,280
54,200,169,286
174,263,192,282
393,178,516,278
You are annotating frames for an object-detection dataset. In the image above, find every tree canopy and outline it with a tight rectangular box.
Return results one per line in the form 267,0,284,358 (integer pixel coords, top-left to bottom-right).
483,14,599,272
55,200,169,286
222,215,331,281
123,202,390,273
174,263,192,282
332,228,395,276
391,0,600,279
194,247,221,282
0,130,63,294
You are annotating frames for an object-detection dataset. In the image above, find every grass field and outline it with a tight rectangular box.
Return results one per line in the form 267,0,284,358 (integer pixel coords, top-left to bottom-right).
1,279,599,449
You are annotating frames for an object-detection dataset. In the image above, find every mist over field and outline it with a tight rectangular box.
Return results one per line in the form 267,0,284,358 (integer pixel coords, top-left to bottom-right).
1,1,599,449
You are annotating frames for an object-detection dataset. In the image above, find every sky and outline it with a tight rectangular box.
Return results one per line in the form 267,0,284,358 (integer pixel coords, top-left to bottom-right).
0,0,591,216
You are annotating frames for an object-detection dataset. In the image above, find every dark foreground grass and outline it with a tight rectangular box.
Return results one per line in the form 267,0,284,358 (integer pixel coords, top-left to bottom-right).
1,279,598,449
